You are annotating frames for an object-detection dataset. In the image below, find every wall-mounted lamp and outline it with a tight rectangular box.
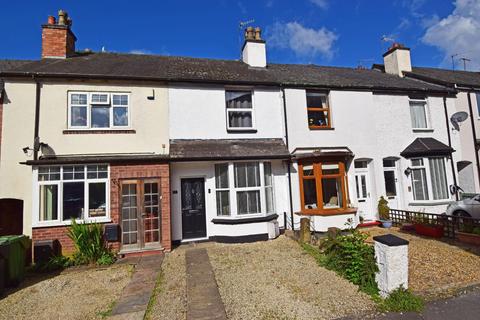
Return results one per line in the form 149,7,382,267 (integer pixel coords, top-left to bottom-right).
147,89,155,100
404,167,412,176
22,146,33,156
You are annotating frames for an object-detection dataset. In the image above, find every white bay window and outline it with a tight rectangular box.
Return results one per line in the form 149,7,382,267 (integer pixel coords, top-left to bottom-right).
214,162,274,217
411,157,449,201
35,164,110,226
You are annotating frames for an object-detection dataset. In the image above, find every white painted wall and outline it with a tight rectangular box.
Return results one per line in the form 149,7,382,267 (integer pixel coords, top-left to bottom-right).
170,160,289,241
285,88,458,222
169,84,285,139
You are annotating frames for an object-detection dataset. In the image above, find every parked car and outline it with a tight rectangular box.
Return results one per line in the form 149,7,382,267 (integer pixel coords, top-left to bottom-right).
446,195,480,219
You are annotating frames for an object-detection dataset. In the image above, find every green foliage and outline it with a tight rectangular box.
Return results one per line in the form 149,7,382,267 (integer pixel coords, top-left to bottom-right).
378,286,424,312
378,196,390,220
35,255,73,272
97,251,116,266
460,224,480,235
319,228,379,295
67,219,116,265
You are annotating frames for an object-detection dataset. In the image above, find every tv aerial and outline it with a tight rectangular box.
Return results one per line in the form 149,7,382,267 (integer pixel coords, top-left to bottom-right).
450,111,469,131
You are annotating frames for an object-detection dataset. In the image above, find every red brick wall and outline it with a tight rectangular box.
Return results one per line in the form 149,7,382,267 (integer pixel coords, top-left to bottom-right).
41,26,76,58
32,162,172,255
110,163,171,251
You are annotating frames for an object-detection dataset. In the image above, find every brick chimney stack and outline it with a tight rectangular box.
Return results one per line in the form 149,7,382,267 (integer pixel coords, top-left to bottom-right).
41,10,77,59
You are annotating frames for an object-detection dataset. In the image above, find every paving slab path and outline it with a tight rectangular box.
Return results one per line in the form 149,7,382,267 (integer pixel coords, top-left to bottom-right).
109,254,164,320
186,248,227,320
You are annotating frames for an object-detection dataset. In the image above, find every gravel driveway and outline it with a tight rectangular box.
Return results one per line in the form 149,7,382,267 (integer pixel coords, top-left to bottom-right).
365,227,480,297
207,236,375,320
0,264,131,320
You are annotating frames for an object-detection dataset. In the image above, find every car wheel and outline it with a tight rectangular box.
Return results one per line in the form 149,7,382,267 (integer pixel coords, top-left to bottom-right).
453,210,472,228
453,210,470,218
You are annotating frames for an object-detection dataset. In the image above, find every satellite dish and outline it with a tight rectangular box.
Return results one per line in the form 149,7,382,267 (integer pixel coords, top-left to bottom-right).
450,111,469,131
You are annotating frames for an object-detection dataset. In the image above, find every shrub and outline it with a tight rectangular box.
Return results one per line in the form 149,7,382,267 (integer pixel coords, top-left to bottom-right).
378,286,424,312
67,219,115,265
320,228,379,295
35,255,73,272
378,196,390,220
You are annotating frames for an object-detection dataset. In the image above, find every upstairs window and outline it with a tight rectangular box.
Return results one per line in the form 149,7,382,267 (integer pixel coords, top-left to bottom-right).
68,92,130,129
306,91,330,129
409,100,429,129
225,90,255,130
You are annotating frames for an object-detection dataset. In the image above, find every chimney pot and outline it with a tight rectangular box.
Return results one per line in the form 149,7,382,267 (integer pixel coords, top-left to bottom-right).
47,15,56,25
245,26,255,40
58,9,66,25
254,27,262,40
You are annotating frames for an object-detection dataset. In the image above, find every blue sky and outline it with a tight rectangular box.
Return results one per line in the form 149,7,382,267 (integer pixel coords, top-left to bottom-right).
1,1,479,70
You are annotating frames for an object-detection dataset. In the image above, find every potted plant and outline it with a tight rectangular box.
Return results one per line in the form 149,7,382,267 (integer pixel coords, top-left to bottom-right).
456,225,480,246
378,196,392,228
413,214,444,238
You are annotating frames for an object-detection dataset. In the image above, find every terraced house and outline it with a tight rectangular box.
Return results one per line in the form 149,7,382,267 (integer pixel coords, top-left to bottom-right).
0,11,476,255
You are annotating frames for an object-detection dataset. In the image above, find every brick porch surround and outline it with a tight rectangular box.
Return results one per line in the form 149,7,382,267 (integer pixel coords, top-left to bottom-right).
32,162,171,255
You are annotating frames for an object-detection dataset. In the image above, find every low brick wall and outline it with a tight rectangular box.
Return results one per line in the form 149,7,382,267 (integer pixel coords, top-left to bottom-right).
32,162,171,256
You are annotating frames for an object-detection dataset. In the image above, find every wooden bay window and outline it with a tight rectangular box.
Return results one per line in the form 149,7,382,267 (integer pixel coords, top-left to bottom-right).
299,160,353,215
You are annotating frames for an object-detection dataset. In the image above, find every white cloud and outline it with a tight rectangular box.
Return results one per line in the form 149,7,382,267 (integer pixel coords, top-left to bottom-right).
309,0,328,9
129,49,153,55
422,0,480,70
267,22,338,59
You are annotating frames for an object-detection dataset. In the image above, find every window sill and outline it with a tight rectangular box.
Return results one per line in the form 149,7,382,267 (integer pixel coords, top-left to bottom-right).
412,128,434,133
227,129,258,133
296,208,357,216
211,213,278,225
309,126,334,130
409,200,452,206
63,129,136,134
33,217,112,228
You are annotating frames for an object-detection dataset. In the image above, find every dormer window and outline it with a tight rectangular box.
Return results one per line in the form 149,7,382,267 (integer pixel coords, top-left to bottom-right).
68,92,130,129
306,91,331,129
225,90,255,131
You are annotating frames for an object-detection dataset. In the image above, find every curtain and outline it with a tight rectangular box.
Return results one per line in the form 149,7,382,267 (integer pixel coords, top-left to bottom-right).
410,102,427,129
429,158,448,200
412,168,428,200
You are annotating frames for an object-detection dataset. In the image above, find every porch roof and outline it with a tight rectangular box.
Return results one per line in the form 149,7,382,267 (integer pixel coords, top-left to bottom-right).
291,146,354,161
169,138,290,161
23,153,168,165
400,138,454,158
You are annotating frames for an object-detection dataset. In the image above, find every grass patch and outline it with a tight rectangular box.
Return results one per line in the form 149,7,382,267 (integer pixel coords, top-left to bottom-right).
96,300,116,319
301,235,424,313
378,286,424,312
144,268,165,319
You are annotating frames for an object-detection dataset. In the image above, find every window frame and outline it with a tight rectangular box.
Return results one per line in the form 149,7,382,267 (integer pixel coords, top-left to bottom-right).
225,89,256,131
33,164,111,227
410,157,450,203
298,160,349,214
306,91,331,130
213,161,274,218
409,99,431,131
68,91,131,130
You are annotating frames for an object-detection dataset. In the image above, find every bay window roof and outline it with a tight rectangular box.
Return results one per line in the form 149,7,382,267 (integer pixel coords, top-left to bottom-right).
170,139,289,161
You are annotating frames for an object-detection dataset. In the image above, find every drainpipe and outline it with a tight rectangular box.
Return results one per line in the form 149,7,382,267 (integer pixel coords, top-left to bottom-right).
281,86,294,227
466,91,480,187
443,96,458,200
33,76,41,161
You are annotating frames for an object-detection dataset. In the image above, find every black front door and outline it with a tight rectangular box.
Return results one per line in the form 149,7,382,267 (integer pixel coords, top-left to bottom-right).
181,178,206,239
